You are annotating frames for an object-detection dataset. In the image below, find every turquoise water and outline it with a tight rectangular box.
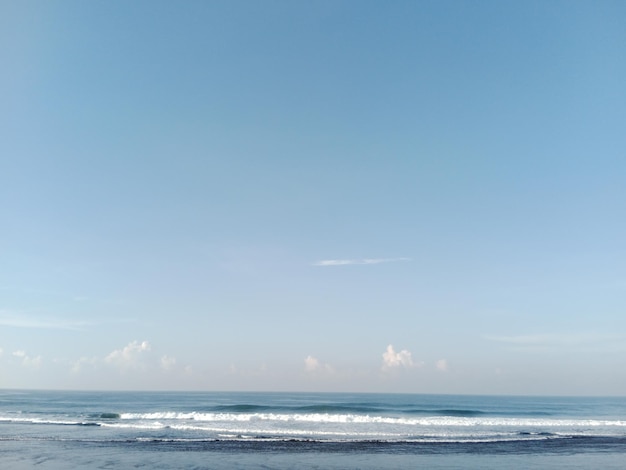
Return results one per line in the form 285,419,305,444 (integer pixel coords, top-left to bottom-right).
1,391,625,469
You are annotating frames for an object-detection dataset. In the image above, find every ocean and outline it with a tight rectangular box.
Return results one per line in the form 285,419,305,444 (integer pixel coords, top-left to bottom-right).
1,390,625,469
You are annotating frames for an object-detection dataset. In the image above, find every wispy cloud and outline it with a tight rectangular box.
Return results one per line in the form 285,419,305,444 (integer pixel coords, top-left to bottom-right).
0,311,92,330
485,332,626,352
0,310,135,330
313,257,410,267
436,359,449,372
0,285,92,302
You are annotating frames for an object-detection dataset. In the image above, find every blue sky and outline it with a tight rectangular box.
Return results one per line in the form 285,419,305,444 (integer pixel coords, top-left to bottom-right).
1,0,625,394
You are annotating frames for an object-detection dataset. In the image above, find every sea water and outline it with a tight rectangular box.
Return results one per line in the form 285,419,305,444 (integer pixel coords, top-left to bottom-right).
1,390,625,469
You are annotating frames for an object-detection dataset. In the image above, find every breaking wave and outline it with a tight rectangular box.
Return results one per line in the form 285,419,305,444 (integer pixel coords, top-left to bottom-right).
116,411,626,428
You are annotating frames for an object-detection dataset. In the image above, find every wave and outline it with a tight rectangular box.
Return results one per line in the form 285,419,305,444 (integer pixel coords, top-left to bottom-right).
411,409,552,417
96,413,121,419
185,404,551,417
116,412,626,427
209,404,387,414
419,409,489,417
0,417,101,427
293,404,386,414
0,428,575,444
133,435,560,443
6,434,625,447
212,404,273,413
4,411,626,430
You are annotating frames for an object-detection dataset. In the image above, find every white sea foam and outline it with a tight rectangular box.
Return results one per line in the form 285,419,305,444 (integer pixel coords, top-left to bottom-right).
99,422,166,430
118,412,626,428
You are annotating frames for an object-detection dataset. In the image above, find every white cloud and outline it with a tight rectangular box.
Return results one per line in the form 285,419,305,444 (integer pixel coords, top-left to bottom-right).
304,355,335,374
105,340,151,369
382,344,414,370
0,347,3,357
160,355,176,371
436,359,448,372
313,258,410,267
12,350,42,368
305,355,321,372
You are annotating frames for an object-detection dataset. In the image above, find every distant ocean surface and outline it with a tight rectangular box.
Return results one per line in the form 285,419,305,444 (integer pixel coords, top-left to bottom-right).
1,390,625,469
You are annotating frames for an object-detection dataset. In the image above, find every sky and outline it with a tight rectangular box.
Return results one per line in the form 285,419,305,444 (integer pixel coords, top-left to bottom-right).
1,0,625,395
